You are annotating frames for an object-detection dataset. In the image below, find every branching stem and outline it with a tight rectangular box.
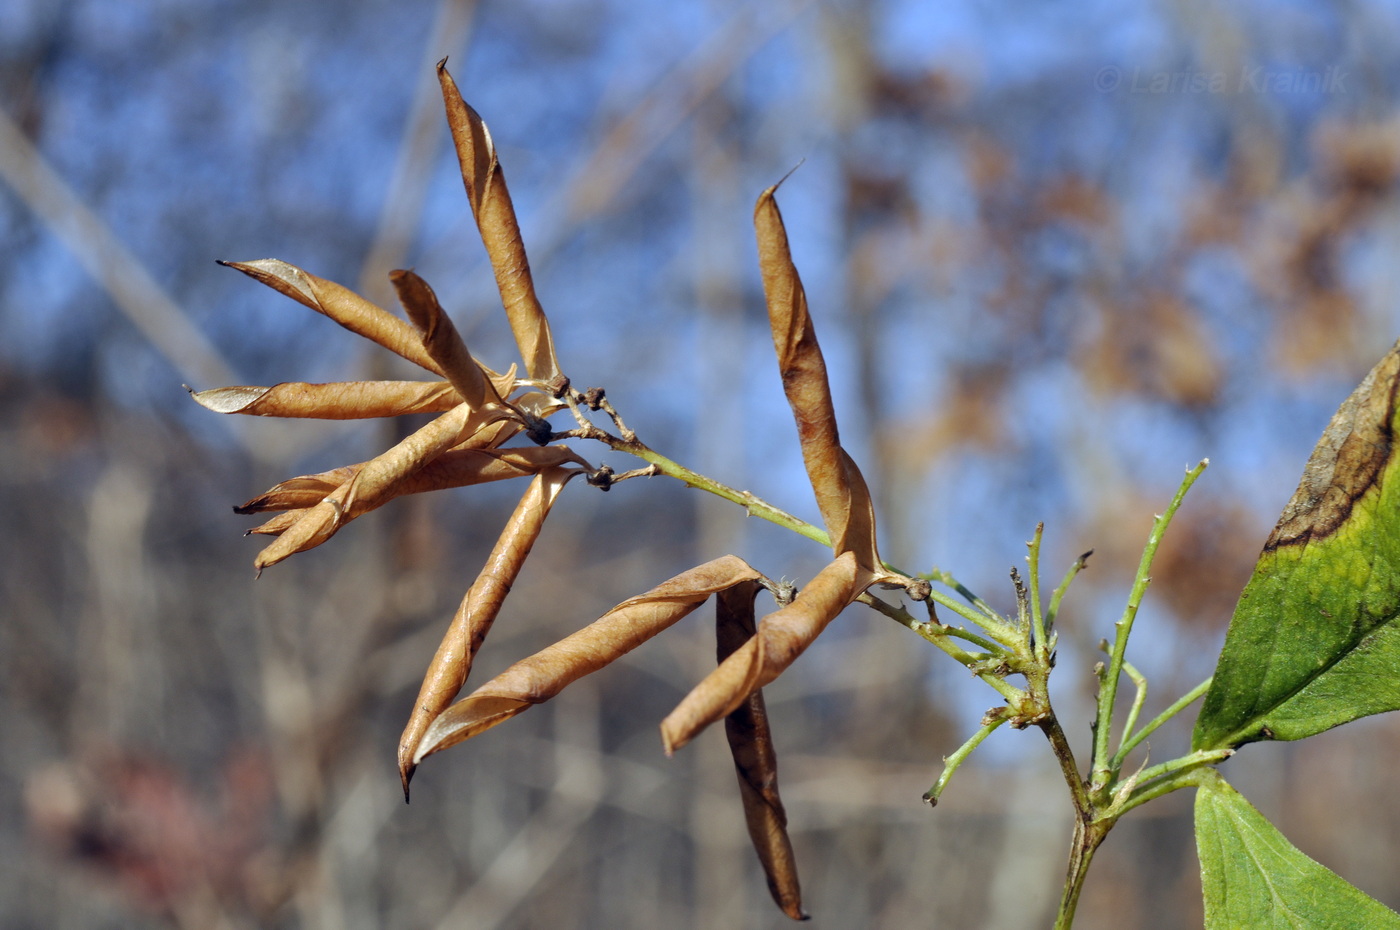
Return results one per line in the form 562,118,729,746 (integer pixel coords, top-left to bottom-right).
1091,460,1207,792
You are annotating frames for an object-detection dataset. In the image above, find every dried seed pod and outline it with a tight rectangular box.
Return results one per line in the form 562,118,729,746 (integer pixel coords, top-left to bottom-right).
412,555,764,765
236,445,590,517
219,259,446,376
754,186,880,571
398,466,581,794
244,510,300,537
390,269,506,414
252,402,510,572
661,552,873,753
437,62,563,387
189,380,461,419
716,581,807,921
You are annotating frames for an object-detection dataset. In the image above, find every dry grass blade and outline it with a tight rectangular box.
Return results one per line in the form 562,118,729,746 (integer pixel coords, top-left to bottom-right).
390,268,503,413
252,402,504,572
437,61,563,386
220,259,448,376
413,555,763,765
398,466,581,795
716,581,807,921
189,380,461,419
661,552,873,754
754,186,880,570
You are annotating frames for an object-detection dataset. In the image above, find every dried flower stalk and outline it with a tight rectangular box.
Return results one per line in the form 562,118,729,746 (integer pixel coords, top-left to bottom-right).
198,74,940,921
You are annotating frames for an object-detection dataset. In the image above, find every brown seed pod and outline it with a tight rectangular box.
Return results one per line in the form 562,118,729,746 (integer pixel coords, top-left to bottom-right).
398,466,582,795
716,581,807,921
189,380,462,419
252,402,512,572
437,62,563,388
412,555,764,765
660,551,873,754
754,185,881,570
219,258,447,376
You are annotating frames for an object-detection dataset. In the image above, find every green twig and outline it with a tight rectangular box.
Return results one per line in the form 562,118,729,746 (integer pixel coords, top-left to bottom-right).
857,593,1023,704
1115,748,1233,817
1027,522,1048,660
1117,660,1148,762
926,586,1016,640
924,566,1002,623
1045,549,1092,631
1091,459,1208,792
924,713,1008,806
1113,676,1213,770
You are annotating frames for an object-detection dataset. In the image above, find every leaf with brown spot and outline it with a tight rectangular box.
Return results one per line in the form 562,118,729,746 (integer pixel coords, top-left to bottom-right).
661,552,873,754
1194,340,1400,750
412,555,763,765
399,466,581,795
716,581,807,921
189,380,462,419
235,445,590,517
437,62,563,387
754,185,880,570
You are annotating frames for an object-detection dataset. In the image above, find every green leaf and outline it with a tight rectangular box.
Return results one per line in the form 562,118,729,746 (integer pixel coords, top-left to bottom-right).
1195,775,1400,929
1194,341,1400,751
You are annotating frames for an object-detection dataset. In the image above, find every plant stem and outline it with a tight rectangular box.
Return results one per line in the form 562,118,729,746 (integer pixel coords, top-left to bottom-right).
1091,460,1207,791
1045,550,1091,630
1116,660,1148,762
858,593,1025,704
1036,711,1104,930
1115,753,1226,817
1027,522,1048,661
615,436,835,547
1113,675,1212,769
924,714,1008,805
1055,815,1111,930
924,566,1002,623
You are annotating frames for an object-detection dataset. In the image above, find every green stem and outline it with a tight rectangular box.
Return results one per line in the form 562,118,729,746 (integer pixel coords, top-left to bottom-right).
1040,711,1101,930
858,594,1024,704
1054,816,1110,930
593,428,1035,652
1091,460,1207,791
1026,522,1048,661
927,587,1019,643
1045,550,1091,631
1115,750,1230,816
1116,660,1148,762
1113,675,1212,770
924,714,1008,805
924,566,1002,623
618,439,834,547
